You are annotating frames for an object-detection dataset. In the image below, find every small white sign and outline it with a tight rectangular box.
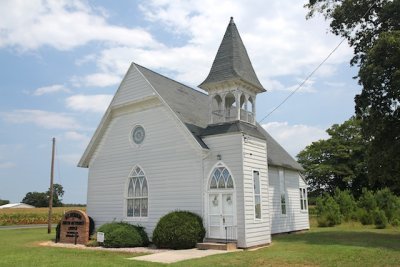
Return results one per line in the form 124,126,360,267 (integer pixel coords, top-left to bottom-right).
97,232,104,243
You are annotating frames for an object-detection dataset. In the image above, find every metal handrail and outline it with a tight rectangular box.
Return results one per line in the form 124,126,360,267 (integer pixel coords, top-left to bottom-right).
224,225,237,244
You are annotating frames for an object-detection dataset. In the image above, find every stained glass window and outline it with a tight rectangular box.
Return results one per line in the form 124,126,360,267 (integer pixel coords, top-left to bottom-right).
209,166,234,189
127,166,148,218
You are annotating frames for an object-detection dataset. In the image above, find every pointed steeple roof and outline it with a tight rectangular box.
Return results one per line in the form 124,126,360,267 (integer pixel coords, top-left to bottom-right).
199,17,265,92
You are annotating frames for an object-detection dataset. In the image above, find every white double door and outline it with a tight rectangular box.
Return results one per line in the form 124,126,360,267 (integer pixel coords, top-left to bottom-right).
208,192,236,239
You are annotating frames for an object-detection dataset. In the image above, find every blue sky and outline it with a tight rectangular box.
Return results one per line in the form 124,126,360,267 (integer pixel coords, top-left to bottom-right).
0,0,361,204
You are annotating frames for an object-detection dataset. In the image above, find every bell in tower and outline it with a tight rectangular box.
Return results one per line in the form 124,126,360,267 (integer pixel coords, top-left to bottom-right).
199,17,266,125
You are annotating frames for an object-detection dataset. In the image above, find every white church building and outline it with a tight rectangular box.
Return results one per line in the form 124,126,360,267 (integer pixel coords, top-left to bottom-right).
79,17,309,248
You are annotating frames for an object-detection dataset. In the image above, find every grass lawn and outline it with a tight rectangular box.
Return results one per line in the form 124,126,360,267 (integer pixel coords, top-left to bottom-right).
0,222,399,267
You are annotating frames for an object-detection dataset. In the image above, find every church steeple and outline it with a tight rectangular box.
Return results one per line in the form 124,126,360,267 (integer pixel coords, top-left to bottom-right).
199,17,266,125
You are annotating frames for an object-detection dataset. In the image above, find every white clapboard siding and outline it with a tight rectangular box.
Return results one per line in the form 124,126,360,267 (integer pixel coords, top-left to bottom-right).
110,64,156,108
268,166,310,234
202,134,245,247
242,136,270,247
87,104,203,238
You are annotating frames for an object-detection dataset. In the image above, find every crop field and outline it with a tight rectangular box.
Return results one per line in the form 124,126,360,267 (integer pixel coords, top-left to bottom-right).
0,207,86,225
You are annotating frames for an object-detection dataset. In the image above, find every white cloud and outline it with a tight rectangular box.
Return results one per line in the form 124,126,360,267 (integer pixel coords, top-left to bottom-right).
33,84,71,96
1,0,353,92
65,94,113,113
0,161,16,169
324,81,346,87
63,131,90,148
64,131,89,142
1,109,80,129
72,73,122,88
58,153,81,165
282,78,317,93
263,121,329,157
0,0,160,51
135,0,353,86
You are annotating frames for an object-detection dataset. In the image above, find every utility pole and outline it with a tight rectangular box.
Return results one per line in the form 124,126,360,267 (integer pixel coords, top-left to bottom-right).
48,137,55,234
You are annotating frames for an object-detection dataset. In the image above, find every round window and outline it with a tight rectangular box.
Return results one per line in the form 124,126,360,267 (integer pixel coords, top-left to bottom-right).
132,125,145,144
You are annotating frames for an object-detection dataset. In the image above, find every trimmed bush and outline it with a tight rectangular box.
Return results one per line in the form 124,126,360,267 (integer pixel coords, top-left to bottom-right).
152,211,205,249
316,194,341,227
97,222,149,248
373,209,388,229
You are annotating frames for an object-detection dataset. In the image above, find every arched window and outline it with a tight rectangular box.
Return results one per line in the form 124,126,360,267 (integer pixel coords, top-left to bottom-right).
212,94,223,112
240,94,246,109
225,93,236,121
209,166,234,189
127,166,148,218
247,96,254,113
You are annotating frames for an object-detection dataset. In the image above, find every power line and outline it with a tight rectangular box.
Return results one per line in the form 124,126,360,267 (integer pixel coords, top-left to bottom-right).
258,1,378,124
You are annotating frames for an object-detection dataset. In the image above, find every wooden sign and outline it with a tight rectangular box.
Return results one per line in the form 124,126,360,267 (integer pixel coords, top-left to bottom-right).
59,210,89,245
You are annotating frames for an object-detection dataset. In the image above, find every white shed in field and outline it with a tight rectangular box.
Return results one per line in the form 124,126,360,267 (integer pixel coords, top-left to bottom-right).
79,17,309,248
0,203,35,209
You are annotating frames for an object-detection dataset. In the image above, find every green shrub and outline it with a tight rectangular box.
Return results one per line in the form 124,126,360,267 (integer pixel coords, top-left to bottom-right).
334,189,357,221
373,209,388,229
88,216,95,237
375,188,400,222
316,195,341,227
97,222,149,248
358,188,377,212
55,222,61,242
391,218,400,227
357,208,374,225
86,239,99,247
152,211,205,249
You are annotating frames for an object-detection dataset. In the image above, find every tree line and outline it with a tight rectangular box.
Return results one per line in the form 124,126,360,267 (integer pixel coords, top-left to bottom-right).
21,184,64,207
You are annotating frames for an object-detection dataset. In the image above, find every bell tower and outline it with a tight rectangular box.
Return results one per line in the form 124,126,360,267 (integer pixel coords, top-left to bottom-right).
199,17,266,125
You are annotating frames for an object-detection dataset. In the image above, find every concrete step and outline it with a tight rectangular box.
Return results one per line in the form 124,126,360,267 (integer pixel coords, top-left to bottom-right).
197,242,237,251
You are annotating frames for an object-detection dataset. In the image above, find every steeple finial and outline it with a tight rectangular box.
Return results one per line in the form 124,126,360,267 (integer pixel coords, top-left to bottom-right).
230,17,234,24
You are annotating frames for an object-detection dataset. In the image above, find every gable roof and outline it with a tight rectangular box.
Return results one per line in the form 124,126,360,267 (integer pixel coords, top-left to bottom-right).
134,64,303,171
199,17,265,92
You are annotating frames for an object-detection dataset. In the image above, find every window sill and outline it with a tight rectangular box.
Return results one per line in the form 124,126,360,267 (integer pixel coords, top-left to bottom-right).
124,217,149,222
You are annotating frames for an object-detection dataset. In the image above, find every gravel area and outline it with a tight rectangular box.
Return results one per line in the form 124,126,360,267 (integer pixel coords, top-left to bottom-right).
39,241,169,254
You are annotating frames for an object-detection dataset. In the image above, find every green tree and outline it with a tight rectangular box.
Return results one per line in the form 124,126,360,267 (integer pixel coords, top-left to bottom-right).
297,117,367,196
356,32,400,193
0,199,10,206
316,194,342,227
334,188,357,221
21,183,64,207
305,0,400,194
21,192,48,207
374,188,400,222
50,184,64,207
